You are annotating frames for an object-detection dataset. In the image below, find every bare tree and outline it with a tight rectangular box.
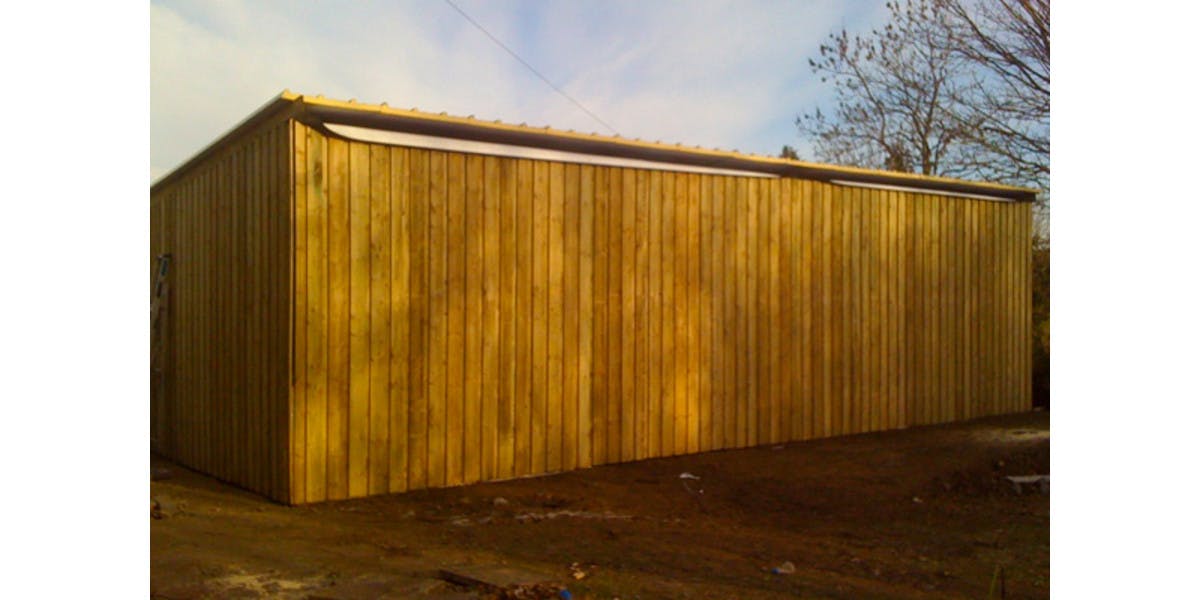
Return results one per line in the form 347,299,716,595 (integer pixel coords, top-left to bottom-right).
938,0,1049,191
797,0,979,178
797,0,1049,196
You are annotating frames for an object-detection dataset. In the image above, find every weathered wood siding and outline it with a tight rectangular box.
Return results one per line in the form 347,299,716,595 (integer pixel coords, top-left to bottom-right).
150,119,292,502
287,123,1031,504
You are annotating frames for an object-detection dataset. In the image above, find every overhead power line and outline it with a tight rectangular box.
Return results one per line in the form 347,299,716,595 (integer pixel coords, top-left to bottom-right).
441,0,620,136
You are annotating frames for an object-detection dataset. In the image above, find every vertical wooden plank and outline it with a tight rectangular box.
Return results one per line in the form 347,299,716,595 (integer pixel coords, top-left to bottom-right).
446,152,467,487
407,149,429,490
345,142,371,498
964,200,977,419
511,158,530,472
828,184,841,433
734,177,748,447
249,134,261,495
904,191,917,427
913,194,926,424
633,169,649,459
218,152,231,484
783,180,798,441
578,165,595,468
710,175,725,449
427,150,448,488
661,173,677,454
591,165,609,464
920,194,932,423
984,201,996,416
1006,204,1017,412
326,138,352,500
840,184,854,434
562,163,580,471
232,146,245,488
850,187,863,434
531,160,549,474
688,172,700,454
877,189,890,431
482,155,501,481
906,193,918,425
936,195,945,422
547,161,565,472
258,135,270,494
699,175,714,451
279,123,293,499
746,177,762,446
303,128,328,502
993,203,1002,415
647,170,663,457
766,179,781,443
944,198,957,421
464,154,485,484
927,194,939,423
823,183,836,436
722,177,737,447
958,199,969,420
498,157,518,479
896,190,908,429
674,173,690,454
240,139,255,492
608,168,624,463
621,169,637,462
389,146,410,494
290,124,308,502
369,144,392,496
807,181,823,440
888,191,901,430
865,188,878,432
942,197,954,422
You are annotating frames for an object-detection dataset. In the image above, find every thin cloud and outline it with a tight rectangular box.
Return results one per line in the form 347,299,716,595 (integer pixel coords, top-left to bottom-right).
151,0,888,178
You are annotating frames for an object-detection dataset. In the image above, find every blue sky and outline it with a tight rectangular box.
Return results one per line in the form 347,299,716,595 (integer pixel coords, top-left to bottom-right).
151,0,889,181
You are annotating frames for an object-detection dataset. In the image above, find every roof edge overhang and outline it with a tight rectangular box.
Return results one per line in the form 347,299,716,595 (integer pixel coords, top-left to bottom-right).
152,91,1040,202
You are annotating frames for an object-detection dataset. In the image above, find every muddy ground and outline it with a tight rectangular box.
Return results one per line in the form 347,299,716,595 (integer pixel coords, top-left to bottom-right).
151,411,1049,599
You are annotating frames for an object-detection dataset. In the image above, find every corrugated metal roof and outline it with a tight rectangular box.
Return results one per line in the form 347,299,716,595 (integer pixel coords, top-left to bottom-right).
152,90,1039,202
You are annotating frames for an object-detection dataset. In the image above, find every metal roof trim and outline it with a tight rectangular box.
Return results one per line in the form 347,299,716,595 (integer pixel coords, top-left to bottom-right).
151,91,1040,203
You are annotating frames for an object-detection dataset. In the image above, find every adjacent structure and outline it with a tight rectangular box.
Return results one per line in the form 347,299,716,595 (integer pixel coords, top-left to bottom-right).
150,91,1036,504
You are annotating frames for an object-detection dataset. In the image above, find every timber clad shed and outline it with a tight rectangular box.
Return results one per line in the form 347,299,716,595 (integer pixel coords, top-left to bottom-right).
150,91,1037,504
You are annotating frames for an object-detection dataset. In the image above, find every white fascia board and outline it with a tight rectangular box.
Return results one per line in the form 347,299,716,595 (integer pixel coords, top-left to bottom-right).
829,179,1016,202
325,123,779,179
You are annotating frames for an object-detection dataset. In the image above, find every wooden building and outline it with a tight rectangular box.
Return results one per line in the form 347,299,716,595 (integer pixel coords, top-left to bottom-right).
150,91,1036,504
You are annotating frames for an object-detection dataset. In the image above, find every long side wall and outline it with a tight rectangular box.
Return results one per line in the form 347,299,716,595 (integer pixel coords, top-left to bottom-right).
288,123,1031,504
151,119,292,502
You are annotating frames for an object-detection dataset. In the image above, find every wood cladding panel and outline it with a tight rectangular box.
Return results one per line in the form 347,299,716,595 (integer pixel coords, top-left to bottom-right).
149,119,291,503
156,121,1033,504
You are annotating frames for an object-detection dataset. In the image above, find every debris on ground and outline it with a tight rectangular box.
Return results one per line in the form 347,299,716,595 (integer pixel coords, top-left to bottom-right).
678,472,700,480
771,561,796,575
493,497,510,507
567,562,591,581
1006,475,1050,495
437,566,565,599
151,498,185,519
514,510,632,523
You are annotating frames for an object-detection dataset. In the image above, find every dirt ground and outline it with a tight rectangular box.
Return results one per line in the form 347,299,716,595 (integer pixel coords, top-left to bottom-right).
151,411,1049,599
